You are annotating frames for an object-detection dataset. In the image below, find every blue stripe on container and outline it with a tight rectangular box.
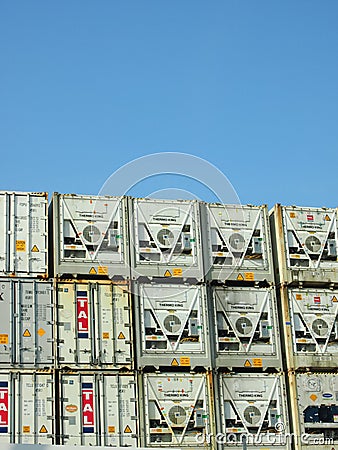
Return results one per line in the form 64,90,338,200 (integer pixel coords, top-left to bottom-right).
0,427,8,433
0,382,8,387
78,333,89,338
77,291,88,297
82,383,93,389
83,427,94,433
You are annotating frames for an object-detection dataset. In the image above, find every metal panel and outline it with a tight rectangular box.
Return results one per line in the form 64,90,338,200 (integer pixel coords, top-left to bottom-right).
60,372,138,446
129,198,204,281
51,193,130,279
139,372,214,447
212,286,282,369
271,205,338,286
0,280,54,367
0,191,48,277
135,283,211,369
201,203,274,284
218,372,290,449
289,371,338,450
0,371,54,444
281,287,338,370
56,281,132,369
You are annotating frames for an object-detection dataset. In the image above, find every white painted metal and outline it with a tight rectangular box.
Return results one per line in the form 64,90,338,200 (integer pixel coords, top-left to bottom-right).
0,371,54,444
218,373,290,449
56,281,132,368
0,280,54,367
201,203,273,284
212,286,281,369
135,283,211,369
130,198,204,281
140,372,214,447
0,191,48,277
51,193,130,279
60,372,138,446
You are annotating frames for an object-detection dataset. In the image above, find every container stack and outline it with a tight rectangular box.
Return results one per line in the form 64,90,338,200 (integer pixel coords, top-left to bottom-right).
129,197,215,448
270,205,338,450
202,203,290,450
0,191,54,445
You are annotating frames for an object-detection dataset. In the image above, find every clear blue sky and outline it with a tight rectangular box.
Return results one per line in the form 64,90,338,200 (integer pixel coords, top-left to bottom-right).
1,1,338,207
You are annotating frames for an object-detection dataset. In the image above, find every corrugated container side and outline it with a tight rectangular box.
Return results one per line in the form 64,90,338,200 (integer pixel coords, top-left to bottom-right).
59,371,138,446
129,198,204,282
50,193,130,279
0,191,48,277
0,370,54,444
0,279,54,367
211,286,282,370
134,282,211,370
56,281,132,369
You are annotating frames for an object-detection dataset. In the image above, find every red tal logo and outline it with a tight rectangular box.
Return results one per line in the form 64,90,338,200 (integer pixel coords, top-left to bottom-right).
0,386,9,428
77,291,89,337
82,385,94,428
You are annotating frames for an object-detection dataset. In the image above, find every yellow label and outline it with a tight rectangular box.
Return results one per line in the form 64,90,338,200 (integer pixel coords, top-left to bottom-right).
23,329,31,337
310,394,318,401
102,332,110,339
296,294,302,300
324,214,331,221
171,358,179,366
39,425,48,433
31,245,39,252
117,331,125,339
16,240,26,252
23,426,30,433
89,267,97,275
333,296,338,303
180,356,191,367
244,272,254,281
98,266,108,275
0,334,8,344
164,270,172,277
244,359,251,367
108,426,116,433
124,425,132,433
173,268,183,277
37,328,46,337
237,274,244,281
290,212,296,218
253,358,263,367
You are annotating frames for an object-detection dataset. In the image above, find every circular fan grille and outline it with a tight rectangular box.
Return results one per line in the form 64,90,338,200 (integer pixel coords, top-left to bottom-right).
168,405,187,425
157,229,175,247
235,317,253,335
304,236,321,253
244,406,261,425
312,318,329,336
163,315,181,333
83,225,101,243
229,233,245,251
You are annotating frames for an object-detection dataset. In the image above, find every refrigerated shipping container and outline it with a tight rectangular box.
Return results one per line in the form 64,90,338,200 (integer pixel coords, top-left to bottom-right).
134,282,211,370
0,191,48,277
56,281,132,369
201,203,274,285
211,286,282,369
279,286,338,370
0,370,54,444
138,372,215,448
50,193,130,279
129,198,204,281
270,205,338,286
0,279,54,367
59,371,138,446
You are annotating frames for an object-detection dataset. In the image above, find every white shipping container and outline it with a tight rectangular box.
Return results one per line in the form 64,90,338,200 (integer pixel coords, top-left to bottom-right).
56,281,132,368
59,372,138,446
201,204,274,284
0,280,54,367
139,372,214,447
270,205,338,285
130,198,204,281
0,191,48,277
212,286,281,369
289,371,338,450
217,372,290,449
135,283,211,370
50,193,130,279
0,371,54,444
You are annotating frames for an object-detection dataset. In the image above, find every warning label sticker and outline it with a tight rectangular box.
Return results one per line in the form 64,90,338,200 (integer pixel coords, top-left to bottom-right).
173,268,183,277
237,274,244,281
89,267,97,275
98,266,108,275
252,358,263,367
16,240,26,252
39,425,48,433
171,358,179,366
124,425,132,433
31,245,39,252
180,356,190,366
244,359,251,367
23,329,31,337
164,270,172,277
244,272,254,281
0,334,8,344
118,331,125,339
